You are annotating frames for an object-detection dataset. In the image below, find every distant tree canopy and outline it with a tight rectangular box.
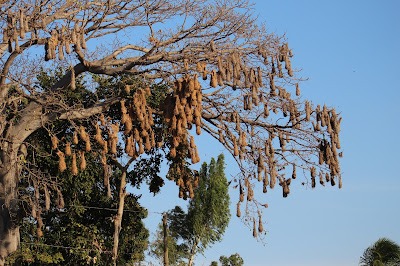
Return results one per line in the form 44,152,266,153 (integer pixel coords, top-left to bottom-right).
0,0,342,263
359,238,400,266
219,253,244,266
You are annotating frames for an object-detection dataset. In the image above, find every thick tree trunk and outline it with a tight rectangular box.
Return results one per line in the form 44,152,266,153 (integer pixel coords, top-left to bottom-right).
0,103,43,264
0,149,21,265
112,171,127,266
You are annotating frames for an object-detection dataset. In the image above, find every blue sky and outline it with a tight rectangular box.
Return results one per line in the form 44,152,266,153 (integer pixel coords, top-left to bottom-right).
136,1,400,265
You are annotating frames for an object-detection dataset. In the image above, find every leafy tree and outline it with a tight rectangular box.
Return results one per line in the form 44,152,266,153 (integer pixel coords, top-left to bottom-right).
5,123,150,265
359,238,400,266
3,70,153,265
187,154,230,265
0,0,343,262
152,154,230,265
219,253,244,266
151,208,189,266
210,253,244,266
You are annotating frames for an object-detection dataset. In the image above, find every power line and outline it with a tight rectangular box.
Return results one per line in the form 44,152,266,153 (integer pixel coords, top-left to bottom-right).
68,204,164,215
0,196,164,215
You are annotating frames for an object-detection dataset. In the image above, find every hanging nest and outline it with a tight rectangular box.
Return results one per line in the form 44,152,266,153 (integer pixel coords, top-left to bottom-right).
51,135,59,150
258,215,263,233
210,70,218,88
43,184,51,211
233,138,239,156
57,188,65,209
253,218,257,238
292,164,296,179
236,202,241,217
109,123,119,154
73,131,79,145
56,150,67,172
310,166,316,188
79,151,86,170
239,181,244,202
295,83,300,96
319,172,325,186
71,152,78,176
305,101,312,121
246,181,254,201
65,142,72,156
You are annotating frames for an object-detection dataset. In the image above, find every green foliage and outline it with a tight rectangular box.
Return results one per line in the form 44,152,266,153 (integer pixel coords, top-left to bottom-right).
6,69,153,265
151,210,189,266
151,154,230,264
219,253,244,266
360,238,400,266
189,154,230,249
7,148,150,265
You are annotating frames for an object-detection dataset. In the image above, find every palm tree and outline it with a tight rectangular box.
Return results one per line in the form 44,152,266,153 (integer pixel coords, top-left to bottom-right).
360,238,400,266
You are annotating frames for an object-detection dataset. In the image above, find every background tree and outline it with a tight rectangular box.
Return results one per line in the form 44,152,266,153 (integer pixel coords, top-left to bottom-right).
219,253,244,266
359,238,400,266
0,0,343,262
187,154,230,265
152,154,230,266
151,208,188,266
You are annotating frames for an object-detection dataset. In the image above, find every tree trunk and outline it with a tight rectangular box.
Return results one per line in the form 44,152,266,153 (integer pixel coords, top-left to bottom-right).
188,238,199,266
0,147,21,265
112,171,127,266
0,103,44,264
163,213,169,266
0,170,20,266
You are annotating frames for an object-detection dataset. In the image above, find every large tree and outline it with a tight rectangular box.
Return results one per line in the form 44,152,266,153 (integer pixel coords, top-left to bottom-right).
0,0,342,263
3,71,151,265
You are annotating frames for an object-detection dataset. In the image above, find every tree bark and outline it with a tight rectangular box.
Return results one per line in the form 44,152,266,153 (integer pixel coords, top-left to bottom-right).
188,238,199,266
0,163,20,266
0,103,43,264
112,171,127,266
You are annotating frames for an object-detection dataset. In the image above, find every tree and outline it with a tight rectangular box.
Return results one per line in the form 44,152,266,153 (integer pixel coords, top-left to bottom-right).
0,0,343,263
3,102,150,265
219,253,244,266
359,238,400,266
187,154,230,265
2,70,154,265
151,209,188,266
152,154,230,266
210,253,244,266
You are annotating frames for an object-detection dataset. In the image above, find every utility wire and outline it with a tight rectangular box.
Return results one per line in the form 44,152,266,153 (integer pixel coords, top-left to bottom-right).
0,197,164,215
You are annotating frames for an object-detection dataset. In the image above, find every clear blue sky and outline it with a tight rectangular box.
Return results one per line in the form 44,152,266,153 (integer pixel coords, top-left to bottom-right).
136,1,400,265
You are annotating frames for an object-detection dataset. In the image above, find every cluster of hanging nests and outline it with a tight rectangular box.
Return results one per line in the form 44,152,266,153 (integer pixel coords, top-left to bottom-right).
44,36,341,235
163,75,203,199
3,8,86,59
53,85,155,176
3,9,30,53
